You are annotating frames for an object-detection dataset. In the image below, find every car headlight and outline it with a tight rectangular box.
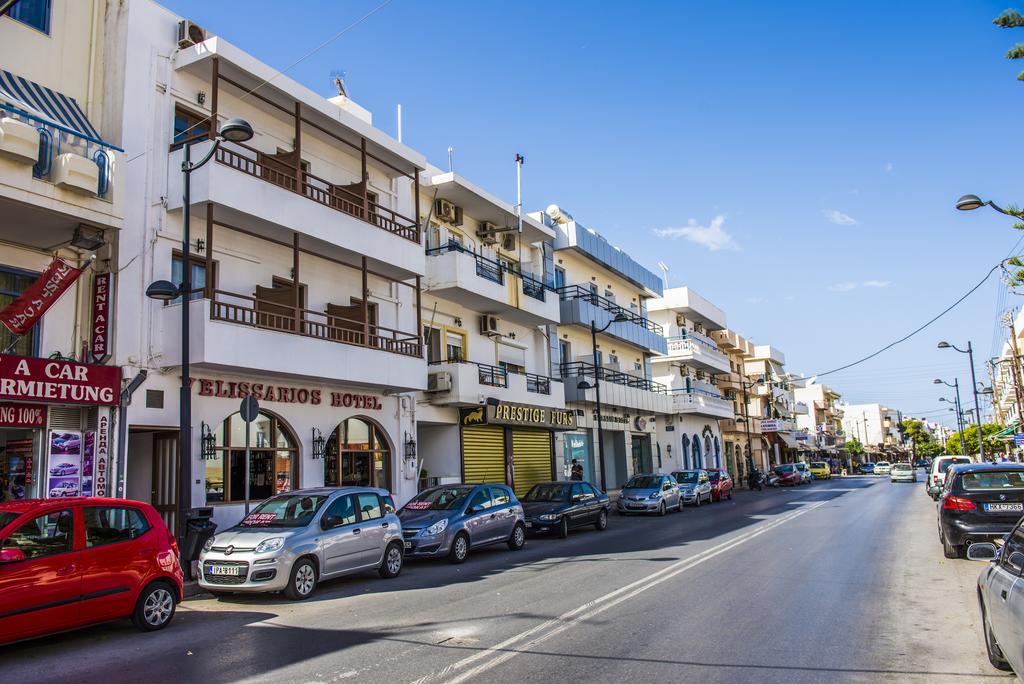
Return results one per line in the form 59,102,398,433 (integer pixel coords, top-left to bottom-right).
202,536,216,552
254,537,285,554
424,519,449,536
539,514,560,521
649,492,661,500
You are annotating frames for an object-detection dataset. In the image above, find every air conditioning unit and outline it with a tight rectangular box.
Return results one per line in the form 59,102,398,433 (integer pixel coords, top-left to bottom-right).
500,232,517,251
479,315,500,336
177,20,207,48
426,372,452,393
477,221,500,245
435,198,462,225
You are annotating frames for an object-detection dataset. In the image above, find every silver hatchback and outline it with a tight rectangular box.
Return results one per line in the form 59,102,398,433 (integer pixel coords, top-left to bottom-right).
198,487,405,600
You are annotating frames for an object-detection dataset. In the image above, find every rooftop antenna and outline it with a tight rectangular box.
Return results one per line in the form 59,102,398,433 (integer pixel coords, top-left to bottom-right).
657,261,669,290
330,69,348,98
447,146,454,173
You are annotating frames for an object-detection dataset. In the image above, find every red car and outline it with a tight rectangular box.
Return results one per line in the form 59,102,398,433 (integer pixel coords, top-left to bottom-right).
706,468,734,501
0,497,183,645
773,463,803,486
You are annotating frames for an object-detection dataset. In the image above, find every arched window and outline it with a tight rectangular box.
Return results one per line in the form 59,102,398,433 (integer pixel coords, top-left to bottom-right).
692,434,702,468
714,437,721,468
681,434,691,469
206,411,299,503
324,417,392,490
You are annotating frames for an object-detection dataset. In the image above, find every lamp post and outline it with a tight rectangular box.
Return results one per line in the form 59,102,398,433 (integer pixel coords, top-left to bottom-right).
938,341,985,460
575,313,629,491
936,378,966,441
146,118,253,567
735,376,757,476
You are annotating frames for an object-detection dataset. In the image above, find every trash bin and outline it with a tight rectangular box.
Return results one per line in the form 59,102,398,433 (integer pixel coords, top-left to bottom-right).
183,507,217,580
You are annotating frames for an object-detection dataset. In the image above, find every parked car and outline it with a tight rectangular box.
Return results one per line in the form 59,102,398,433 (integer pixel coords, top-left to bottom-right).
672,470,712,506
890,462,917,483
795,462,812,484
874,461,892,475
936,463,1024,559
48,462,78,476
928,455,973,500
48,481,79,497
617,474,682,515
773,463,803,486
521,481,610,537
967,520,1024,674
808,462,831,480
706,468,734,501
858,463,876,475
199,487,404,600
0,497,183,645
400,483,525,564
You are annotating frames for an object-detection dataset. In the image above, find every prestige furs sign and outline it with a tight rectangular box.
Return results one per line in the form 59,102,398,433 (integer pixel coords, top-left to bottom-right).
461,401,577,429
0,355,120,406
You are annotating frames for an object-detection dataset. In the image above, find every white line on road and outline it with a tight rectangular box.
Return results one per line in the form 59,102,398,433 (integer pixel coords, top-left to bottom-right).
411,500,829,684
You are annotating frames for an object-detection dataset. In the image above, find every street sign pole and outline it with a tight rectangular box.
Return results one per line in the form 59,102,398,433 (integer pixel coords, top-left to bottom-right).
239,396,260,515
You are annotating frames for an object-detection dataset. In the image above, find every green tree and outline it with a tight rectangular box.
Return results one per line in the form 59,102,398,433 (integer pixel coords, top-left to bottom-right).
995,9,1024,81
844,437,865,461
917,440,944,459
946,423,1005,457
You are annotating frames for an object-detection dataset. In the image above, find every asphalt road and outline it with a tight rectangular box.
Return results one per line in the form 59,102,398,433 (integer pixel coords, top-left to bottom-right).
0,476,1009,683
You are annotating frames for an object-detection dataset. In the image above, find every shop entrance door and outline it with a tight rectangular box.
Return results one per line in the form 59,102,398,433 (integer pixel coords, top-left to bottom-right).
631,435,652,474
151,433,179,533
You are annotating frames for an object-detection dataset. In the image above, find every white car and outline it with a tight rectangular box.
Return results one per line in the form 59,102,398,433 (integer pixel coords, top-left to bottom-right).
889,462,916,483
48,481,79,497
874,461,892,475
927,455,972,499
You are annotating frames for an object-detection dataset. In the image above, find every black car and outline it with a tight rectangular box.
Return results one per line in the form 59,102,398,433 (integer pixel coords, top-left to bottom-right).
937,463,1024,559
520,481,610,538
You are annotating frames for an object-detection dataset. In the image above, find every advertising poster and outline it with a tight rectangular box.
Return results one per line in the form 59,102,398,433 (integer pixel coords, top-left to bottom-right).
47,430,82,498
81,431,96,497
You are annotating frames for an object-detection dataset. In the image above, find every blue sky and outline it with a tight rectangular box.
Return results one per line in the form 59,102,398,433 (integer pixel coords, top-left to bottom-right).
164,0,1024,426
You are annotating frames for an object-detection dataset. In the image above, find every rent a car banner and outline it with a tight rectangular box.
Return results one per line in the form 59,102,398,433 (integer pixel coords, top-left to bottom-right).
0,258,84,336
0,355,120,405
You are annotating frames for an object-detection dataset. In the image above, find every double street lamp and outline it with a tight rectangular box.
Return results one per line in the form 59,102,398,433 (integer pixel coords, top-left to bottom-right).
576,313,629,492
937,341,994,460
146,118,254,567
935,378,966,440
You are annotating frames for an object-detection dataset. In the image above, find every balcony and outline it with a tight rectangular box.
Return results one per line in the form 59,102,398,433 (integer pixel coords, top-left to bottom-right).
670,389,734,419
156,297,425,392
424,243,559,326
560,361,673,414
656,334,730,373
794,401,810,415
558,285,667,354
425,359,564,409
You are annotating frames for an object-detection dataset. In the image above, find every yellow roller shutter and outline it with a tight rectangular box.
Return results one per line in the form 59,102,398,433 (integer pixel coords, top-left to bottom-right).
511,429,552,498
462,425,506,484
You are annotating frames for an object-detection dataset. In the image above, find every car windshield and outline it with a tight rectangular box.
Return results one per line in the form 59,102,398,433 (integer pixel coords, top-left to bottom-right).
673,472,698,484
524,483,571,502
774,464,795,473
940,458,971,473
892,464,912,471
707,472,721,481
239,494,329,527
404,486,474,511
960,471,1024,491
811,463,827,469
876,462,890,467
625,476,662,489
0,512,18,530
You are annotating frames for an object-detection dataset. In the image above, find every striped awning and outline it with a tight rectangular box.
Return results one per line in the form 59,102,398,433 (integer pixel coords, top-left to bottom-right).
0,69,105,144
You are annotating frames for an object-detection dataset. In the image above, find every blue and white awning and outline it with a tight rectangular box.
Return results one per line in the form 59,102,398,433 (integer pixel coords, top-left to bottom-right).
0,69,109,146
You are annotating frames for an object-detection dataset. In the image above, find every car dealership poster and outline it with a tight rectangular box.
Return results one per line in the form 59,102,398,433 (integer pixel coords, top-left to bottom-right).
47,430,82,498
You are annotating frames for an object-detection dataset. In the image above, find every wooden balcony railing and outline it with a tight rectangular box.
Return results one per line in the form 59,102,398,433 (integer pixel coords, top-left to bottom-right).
208,289,421,358
214,144,419,243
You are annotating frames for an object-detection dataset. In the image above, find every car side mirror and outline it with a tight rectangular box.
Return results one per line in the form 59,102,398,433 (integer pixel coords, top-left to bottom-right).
0,548,25,564
465,506,476,516
320,515,340,531
966,543,999,562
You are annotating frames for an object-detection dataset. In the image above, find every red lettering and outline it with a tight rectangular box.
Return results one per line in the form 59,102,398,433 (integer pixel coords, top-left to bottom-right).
331,392,342,407
311,390,321,405
238,382,250,397
227,382,238,398
342,393,353,407
199,379,214,396
252,384,264,400
296,389,309,404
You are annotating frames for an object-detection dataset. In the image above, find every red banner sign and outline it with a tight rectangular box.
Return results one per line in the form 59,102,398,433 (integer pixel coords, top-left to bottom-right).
0,355,120,406
0,259,84,336
0,401,46,427
90,272,112,361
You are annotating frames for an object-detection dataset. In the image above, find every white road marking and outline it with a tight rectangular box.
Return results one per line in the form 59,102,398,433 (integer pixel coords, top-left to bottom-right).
411,500,829,684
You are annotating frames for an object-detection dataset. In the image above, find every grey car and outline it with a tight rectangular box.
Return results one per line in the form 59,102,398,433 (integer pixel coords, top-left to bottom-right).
399,483,526,564
672,470,712,506
968,519,1024,675
616,474,682,515
198,487,405,600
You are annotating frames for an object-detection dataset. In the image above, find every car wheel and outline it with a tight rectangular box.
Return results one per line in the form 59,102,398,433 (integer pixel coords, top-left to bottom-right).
284,557,318,600
694,494,701,507
942,534,961,559
448,533,470,564
557,517,570,539
132,581,177,632
507,523,526,551
658,501,667,516
378,541,404,579
595,510,609,531
983,602,1014,671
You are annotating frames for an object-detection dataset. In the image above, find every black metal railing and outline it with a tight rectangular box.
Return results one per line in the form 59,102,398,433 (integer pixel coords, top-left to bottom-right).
525,372,551,395
428,358,558,393
556,285,664,334
559,361,668,394
426,242,555,299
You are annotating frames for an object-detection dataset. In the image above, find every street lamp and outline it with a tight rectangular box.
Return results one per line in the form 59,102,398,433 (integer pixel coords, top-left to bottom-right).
935,379,966,439
575,312,629,491
146,117,253,569
938,341,985,460
955,194,1015,216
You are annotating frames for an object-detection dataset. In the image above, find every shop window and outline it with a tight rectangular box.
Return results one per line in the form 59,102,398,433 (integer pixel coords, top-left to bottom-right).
170,252,215,304
7,0,51,34
83,506,150,547
172,105,211,150
324,417,391,490
210,412,298,503
0,266,41,357
2,510,72,559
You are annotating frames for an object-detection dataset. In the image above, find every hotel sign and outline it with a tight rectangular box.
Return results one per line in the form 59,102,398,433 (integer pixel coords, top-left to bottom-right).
461,401,577,430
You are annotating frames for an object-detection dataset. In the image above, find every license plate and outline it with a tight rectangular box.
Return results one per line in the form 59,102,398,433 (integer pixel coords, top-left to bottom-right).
984,503,1023,512
404,541,412,549
627,504,644,509
525,522,533,528
206,564,244,576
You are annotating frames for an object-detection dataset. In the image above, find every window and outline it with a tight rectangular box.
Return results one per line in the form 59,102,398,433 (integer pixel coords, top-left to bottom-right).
490,488,510,507
208,412,299,503
498,343,526,375
324,417,392,490
570,483,584,500
446,331,465,362
558,340,571,367
171,252,211,304
172,106,211,149
83,507,150,547
2,510,72,559
1000,524,1024,576
554,267,566,290
356,493,383,521
581,483,599,498
423,325,442,363
467,489,491,511
0,267,41,356
323,495,357,526
7,0,51,34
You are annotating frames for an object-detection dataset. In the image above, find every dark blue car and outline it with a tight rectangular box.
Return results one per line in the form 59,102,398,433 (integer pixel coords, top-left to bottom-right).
520,481,610,538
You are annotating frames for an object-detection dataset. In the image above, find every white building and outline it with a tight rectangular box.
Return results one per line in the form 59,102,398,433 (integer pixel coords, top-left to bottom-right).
745,345,806,464
793,380,844,459
840,403,903,458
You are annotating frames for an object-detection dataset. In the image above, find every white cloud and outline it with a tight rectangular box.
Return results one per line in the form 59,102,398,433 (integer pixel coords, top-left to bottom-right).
829,280,893,292
884,162,893,173
828,281,859,292
745,296,767,304
862,280,891,289
652,215,739,251
822,209,858,226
